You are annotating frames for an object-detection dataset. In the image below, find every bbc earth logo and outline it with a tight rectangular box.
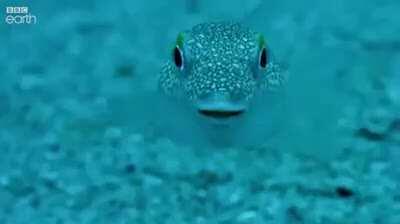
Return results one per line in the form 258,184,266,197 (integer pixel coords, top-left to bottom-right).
5,6,37,24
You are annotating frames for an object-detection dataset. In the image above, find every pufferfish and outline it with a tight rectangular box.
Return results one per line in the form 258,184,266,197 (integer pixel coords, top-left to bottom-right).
158,22,286,124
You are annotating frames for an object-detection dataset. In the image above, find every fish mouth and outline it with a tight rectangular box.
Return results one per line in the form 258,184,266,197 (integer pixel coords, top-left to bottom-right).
198,109,245,119
195,92,247,120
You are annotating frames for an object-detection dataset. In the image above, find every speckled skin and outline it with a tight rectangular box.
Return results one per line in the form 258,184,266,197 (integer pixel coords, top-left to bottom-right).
159,22,285,111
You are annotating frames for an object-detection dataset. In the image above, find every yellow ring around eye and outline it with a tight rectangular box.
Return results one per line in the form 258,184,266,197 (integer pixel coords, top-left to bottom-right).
176,32,185,49
256,33,266,49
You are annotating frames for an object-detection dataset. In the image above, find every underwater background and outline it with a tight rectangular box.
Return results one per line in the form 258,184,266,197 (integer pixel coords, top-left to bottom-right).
0,0,400,223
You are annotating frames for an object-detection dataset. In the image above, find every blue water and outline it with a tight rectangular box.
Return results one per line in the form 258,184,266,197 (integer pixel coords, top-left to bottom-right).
0,0,399,223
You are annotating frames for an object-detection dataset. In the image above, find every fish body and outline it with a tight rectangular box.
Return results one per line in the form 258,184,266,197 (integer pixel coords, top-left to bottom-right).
158,22,287,146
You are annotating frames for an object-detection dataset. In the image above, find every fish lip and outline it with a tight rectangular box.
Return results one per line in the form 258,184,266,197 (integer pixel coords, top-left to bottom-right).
195,93,248,119
198,109,245,119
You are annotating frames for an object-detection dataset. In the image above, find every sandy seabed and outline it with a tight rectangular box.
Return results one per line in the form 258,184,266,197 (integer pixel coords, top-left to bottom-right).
0,0,399,223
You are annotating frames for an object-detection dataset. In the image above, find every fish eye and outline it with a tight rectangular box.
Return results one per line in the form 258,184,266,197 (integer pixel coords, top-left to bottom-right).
259,47,268,69
173,45,184,70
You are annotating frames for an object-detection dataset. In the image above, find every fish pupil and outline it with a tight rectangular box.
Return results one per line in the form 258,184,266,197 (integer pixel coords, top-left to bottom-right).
259,47,267,68
173,46,184,69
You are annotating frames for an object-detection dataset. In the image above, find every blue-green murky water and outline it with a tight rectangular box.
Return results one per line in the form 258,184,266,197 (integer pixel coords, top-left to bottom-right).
0,0,399,223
